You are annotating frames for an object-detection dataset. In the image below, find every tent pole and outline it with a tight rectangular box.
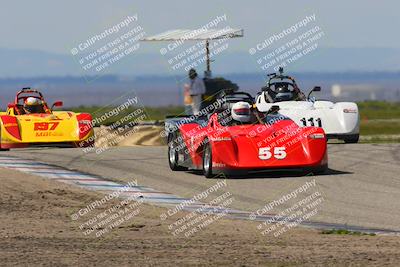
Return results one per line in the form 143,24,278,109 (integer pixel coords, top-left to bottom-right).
205,40,211,77
206,40,210,71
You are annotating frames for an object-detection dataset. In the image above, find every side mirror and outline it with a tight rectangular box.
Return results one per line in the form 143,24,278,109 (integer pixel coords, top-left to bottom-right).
7,103,16,109
268,105,280,114
51,101,63,109
307,86,321,100
313,86,321,92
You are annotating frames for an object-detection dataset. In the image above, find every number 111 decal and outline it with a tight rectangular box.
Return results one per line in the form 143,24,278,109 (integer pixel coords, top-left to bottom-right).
300,117,322,127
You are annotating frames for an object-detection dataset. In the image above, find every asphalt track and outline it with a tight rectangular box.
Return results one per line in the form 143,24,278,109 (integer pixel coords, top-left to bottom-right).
2,143,400,232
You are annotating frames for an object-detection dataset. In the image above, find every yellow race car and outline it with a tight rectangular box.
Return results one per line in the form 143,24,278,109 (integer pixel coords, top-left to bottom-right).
0,87,94,150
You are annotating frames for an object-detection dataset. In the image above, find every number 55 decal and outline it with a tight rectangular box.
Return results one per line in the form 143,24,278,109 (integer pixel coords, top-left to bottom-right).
258,147,287,160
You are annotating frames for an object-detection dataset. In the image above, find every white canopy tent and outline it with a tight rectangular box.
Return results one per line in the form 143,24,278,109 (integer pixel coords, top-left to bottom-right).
141,28,244,76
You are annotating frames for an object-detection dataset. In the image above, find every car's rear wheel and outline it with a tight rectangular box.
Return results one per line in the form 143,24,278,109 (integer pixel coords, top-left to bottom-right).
344,134,359,144
168,133,187,171
203,142,213,178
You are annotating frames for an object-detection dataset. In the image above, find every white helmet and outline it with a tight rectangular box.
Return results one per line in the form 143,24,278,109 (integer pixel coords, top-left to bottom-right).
231,101,251,123
24,97,43,113
25,97,41,106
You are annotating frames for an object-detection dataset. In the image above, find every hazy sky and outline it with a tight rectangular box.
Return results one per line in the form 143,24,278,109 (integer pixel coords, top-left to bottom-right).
1,0,399,54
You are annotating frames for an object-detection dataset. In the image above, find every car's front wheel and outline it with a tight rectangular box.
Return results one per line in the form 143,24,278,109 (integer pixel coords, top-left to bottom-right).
203,142,213,178
304,164,328,176
344,134,359,144
168,133,187,171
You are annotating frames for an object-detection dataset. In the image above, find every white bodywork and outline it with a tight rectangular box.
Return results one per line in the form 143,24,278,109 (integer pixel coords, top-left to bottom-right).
256,93,360,140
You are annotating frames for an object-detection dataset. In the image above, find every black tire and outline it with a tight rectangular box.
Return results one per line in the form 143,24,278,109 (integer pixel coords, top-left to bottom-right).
304,164,328,176
203,142,213,178
168,134,187,171
344,134,359,144
313,164,328,175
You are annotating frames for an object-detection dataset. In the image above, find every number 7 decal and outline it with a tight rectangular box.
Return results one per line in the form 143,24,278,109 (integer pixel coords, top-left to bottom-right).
49,122,59,130
33,122,59,131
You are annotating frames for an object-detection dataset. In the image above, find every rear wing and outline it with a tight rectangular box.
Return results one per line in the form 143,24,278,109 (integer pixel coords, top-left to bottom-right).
217,91,254,111
220,91,253,104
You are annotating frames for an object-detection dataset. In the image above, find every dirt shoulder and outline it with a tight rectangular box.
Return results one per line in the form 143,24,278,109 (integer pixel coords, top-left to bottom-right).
95,125,166,147
1,168,400,266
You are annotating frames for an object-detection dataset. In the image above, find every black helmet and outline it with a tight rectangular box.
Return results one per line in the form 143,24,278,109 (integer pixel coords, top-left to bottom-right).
274,84,293,102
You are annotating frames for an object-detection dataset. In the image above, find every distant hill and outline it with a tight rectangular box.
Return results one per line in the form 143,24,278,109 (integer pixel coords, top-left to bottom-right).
1,47,400,78
0,71,399,108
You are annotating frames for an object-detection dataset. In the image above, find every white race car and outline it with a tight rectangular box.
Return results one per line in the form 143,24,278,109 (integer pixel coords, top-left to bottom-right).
255,69,360,143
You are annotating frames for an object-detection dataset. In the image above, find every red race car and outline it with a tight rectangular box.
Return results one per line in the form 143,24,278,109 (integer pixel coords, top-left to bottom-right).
167,92,327,178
